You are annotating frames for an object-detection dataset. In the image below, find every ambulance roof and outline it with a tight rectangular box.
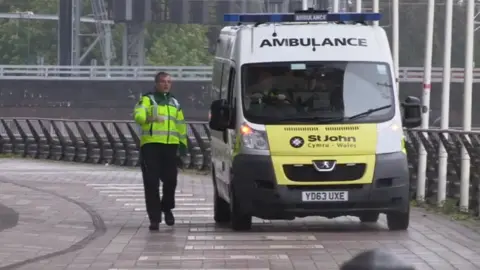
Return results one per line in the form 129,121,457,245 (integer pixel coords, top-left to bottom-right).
219,11,391,65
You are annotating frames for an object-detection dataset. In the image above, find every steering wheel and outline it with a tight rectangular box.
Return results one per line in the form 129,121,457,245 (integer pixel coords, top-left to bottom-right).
251,91,293,105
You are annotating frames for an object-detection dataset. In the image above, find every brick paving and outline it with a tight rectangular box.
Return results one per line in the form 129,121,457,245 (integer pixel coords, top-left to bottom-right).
1,159,480,270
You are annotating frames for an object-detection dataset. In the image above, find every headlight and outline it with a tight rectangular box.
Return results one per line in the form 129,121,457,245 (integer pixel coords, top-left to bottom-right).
240,123,269,150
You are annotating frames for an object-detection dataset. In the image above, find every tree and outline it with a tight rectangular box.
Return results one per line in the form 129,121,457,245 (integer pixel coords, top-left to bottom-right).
374,0,480,68
0,0,58,64
146,24,211,65
0,0,211,65
0,0,479,67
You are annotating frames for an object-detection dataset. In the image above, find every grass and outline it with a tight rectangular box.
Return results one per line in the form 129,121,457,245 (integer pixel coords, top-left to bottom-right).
411,198,476,221
411,198,480,235
0,153,21,158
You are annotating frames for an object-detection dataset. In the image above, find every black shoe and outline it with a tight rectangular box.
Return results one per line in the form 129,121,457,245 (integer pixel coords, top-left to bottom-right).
164,211,175,226
149,223,159,231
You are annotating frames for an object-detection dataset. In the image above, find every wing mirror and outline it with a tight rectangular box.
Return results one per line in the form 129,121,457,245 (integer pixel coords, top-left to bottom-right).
401,96,424,128
209,99,233,131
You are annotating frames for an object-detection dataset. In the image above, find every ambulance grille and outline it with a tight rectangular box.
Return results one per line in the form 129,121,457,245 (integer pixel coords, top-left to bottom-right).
325,126,359,131
284,127,319,132
283,164,366,182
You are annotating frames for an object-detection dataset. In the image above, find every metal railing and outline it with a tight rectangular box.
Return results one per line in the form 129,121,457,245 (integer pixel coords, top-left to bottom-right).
0,65,212,81
0,12,113,24
404,128,480,213
1,117,479,213
0,118,211,170
2,65,480,82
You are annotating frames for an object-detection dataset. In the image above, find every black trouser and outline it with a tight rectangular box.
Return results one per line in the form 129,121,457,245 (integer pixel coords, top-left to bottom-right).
140,143,178,223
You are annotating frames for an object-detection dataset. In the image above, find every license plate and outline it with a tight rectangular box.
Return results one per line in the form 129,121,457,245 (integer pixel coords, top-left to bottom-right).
302,191,348,202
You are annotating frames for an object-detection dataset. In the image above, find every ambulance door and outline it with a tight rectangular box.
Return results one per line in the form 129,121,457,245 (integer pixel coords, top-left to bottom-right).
224,62,237,188
214,60,236,199
210,60,225,185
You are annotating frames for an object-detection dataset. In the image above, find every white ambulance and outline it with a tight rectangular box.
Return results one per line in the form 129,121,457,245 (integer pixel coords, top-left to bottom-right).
208,10,423,231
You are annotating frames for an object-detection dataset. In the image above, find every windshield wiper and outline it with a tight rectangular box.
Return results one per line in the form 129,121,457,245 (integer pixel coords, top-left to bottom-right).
377,82,393,88
347,105,392,120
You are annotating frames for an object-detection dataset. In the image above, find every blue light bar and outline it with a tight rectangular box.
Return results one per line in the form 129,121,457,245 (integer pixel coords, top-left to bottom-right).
223,12,381,23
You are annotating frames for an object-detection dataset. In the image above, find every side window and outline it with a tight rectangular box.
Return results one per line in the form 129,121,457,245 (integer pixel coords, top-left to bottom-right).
220,62,230,99
211,61,223,99
227,67,236,104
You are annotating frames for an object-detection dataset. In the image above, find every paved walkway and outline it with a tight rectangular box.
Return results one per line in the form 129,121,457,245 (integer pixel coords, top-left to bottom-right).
0,202,18,233
1,159,480,270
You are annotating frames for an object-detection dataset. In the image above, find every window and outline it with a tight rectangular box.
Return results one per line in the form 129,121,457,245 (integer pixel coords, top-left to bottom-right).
227,67,236,104
220,62,231,99
241,61,395,124
211,60,223,99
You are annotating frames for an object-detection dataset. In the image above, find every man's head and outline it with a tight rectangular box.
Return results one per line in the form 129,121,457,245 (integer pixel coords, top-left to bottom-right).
155,72,172,93
256,70,273,90
258,70,272,81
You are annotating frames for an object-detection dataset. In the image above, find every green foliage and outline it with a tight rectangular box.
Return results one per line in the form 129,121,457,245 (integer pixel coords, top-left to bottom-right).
412,198,473,221
147,24,211,66
0,0,58,64
0,0,212,65
0,0,477,67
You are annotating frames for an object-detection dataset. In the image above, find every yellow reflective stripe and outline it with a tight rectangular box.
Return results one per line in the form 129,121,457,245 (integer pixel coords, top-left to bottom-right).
169,97,180,108
134,109,147,114
148,95,159,118
141,130,181,137
175,119,185,125
152,115,181,121
134,105,148,119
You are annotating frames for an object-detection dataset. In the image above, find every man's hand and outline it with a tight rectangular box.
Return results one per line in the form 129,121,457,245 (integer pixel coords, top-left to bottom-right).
277,94,291,104
251,93,264,100
178,144,188,157
176,156,185,169
177,145,187,169
147,115,166,123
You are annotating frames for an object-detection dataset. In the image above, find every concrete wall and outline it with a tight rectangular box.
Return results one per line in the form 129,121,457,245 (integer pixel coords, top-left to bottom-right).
0,80,211,121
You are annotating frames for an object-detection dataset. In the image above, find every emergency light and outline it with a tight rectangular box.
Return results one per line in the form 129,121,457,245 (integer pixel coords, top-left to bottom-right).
223,10,381,24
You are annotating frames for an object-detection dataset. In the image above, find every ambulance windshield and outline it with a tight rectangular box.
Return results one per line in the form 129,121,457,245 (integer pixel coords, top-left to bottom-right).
241,61,395,124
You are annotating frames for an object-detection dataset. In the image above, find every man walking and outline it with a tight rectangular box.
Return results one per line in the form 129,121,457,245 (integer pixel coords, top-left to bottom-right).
133,71,188,230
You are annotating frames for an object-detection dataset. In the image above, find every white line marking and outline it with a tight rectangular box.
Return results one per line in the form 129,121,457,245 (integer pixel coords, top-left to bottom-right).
138,213,213,217
108,194,194,197
124,202,212,206
186,235,317,241
133,207,212,211
116,198,205,202
184,244,324,250
99,190,184,194
110,268,270,270
138,255,288,260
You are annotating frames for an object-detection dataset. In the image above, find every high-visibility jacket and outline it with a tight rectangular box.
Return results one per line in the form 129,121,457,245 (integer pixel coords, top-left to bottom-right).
133,92,187,147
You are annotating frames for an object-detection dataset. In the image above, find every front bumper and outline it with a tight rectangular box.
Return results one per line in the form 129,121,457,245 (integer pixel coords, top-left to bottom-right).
231,152,410,219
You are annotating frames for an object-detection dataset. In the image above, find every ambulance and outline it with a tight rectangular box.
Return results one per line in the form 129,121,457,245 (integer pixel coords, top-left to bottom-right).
208,9,422,231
